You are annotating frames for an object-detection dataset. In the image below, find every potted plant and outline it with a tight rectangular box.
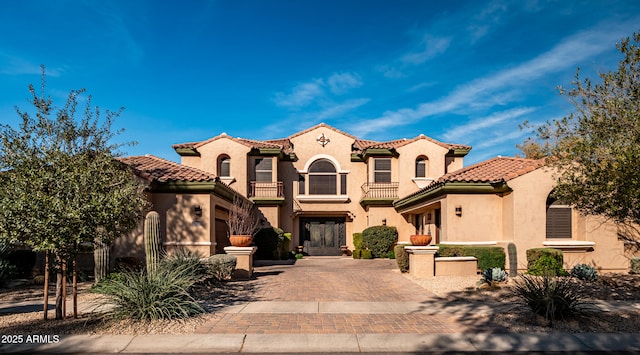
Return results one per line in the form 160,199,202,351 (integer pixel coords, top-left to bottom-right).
410,224,432,246
226,194,261,247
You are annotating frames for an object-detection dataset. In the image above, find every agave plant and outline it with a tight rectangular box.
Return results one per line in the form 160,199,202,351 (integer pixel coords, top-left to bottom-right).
571,264,598,281
477,267,507,287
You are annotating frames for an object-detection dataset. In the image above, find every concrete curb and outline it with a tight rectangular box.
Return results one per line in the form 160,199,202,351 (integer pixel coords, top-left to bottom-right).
3,333,640,353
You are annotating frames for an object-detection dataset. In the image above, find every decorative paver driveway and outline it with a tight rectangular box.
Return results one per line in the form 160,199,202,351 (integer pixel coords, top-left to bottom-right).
197,257,474,334
249,257,435,302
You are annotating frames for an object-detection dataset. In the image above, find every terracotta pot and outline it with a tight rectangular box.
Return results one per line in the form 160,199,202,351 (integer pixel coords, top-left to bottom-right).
229,235,253,247
410,234,433,246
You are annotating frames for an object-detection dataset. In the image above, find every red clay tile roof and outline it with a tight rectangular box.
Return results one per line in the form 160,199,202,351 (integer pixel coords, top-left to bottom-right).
119,155,217,183
435,157,546,184
173,124,469,156
352,134,470,153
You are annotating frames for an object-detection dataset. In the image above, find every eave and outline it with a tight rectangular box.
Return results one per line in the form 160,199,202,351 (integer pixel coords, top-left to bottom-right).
393,181,511,213
250,197,286,206
351,148,399,162
148,180,236,202
359,198,396,208
174,147,200,157
445,148,471,157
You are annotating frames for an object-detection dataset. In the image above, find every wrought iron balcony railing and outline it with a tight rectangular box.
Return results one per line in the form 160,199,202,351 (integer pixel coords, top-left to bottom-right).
249,181,284,198
360,182,399,199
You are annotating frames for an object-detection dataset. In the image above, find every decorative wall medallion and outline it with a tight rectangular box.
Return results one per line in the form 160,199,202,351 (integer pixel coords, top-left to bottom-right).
317,133,330,147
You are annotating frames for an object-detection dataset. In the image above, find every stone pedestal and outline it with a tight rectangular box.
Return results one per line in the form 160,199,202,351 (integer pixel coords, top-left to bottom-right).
223,246,257,280
404,246,439,279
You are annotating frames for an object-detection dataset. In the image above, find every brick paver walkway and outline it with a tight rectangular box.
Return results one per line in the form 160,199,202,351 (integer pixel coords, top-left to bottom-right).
196,257,474,334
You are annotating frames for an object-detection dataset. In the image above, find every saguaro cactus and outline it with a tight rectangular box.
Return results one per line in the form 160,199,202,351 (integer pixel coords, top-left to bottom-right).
93,240,109,284
507,243,518,277
144,211,162,275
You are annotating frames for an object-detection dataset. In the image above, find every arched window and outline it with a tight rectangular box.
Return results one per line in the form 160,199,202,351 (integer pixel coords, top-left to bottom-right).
546,195,572,239
217,155,230,177
308,159,337,194
415,156,428,178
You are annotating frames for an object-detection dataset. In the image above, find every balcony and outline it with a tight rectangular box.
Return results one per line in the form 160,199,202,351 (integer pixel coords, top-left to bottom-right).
249,181,285,205
360,182,398,207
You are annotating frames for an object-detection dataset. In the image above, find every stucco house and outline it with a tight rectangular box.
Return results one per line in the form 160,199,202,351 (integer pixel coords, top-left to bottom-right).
116,123,633,273
393,157,630,273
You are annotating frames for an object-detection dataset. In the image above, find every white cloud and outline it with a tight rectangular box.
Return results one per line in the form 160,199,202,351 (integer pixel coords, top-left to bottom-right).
327,72,362,95
316,98,370,120
0,54,64,77
350,20,636,137
402,35,452,65
273,80,325,108
273,72,363,108
441,107,536,142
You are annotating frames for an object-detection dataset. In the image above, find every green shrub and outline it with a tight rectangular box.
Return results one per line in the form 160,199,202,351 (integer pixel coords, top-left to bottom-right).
95,263,205,321
394,245,409,273
352,249,362,259
571,264,598,281
361,249,373,259
526,248,567,277
204,254,237,281
528,255,569,276
361,226,398,258
353,233,363,250
254,227,284,260
295,253,304,260
630,257,640,274
513,273,595,325
526,248,563,269
436,245,505,270
387,250,395,259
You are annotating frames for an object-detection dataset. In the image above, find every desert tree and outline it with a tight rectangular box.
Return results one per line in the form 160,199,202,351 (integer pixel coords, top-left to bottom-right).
0,67,149,320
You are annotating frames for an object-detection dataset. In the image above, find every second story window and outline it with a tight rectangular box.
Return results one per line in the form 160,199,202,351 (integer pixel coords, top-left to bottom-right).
309,159,337,194
218,155,230,177
254,158,272,182
373,158,391,183
415,157,428,178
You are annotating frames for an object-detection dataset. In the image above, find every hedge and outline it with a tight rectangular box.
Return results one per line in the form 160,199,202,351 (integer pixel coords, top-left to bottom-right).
436,245,505,270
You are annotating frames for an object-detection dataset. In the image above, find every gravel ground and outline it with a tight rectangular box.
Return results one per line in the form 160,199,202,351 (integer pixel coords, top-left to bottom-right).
2,273,640,335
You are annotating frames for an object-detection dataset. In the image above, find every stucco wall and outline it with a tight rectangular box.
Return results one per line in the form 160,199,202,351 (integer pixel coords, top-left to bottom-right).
193,137,252,194
439,194,503,243
396,139,450,198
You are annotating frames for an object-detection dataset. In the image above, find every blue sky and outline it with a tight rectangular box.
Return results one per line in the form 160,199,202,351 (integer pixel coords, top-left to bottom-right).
1,1,639,165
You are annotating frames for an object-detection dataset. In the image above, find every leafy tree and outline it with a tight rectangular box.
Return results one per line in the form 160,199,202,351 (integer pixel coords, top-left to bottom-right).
522,32,640,243
0,68,149,320
515,136,551,159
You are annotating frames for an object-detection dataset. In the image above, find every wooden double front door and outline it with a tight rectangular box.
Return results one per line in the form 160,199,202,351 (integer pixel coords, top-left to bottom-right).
300,218,346,256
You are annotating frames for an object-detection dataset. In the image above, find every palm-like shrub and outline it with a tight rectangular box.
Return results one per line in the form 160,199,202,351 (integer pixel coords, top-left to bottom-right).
96,261,205,321
513,273,594,325
161,248,209,282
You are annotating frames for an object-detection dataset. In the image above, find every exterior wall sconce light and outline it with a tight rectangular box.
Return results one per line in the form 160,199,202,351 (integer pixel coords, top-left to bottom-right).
427,213,432,222
382,218,387,225
455,206,462,217
194,205,203,217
